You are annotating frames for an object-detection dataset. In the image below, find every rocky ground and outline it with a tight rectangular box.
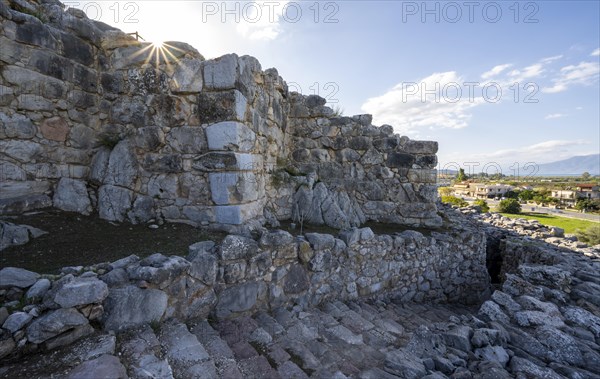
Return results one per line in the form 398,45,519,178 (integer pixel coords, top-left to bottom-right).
1,207,600,378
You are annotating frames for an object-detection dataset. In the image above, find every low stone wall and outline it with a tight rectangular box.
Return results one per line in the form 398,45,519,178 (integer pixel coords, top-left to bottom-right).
0,225,490,360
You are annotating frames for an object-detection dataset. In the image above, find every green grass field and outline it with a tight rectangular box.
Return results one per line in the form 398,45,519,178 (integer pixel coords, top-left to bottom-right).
499,212,599,234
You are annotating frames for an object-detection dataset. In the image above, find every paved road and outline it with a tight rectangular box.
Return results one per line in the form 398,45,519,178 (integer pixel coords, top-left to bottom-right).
465,198,600,222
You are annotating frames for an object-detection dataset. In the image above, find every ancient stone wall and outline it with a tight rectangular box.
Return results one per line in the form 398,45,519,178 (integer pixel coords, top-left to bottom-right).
0,225,489,360
0,0,440,229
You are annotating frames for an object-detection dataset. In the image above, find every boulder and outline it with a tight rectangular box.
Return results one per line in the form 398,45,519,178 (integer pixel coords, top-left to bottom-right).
27,308,89,344
384,350,427,379
53,277,109,308
215,282,259,318
53,178,92,215
67,354,127,379
219,234,259,261
102,285,168,331
0,267,39,289
3,311,33,333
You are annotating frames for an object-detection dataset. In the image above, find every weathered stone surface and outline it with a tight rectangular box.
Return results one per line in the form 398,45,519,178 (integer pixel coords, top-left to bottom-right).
53,178,92,215
67,354,127,379
3,312,33,333
305,233,335,250
0,140,43,162
198,90,247,123
0,267,39,289
0,221,44,251
205,121,256,152
209,172,259,205
166,126,207,154
53,276,109,308
203,53,238,90
40,117,70,142
193,152,260,172
102,285,168,331
215,282,259,318
104,140,138,188
170,58,203,93
26,278,51,301
284,264,309,294
98,185,133,222
27,308,89,344
0,113,36,139
188,251,218,286
219,234,259,260
384,350,427,379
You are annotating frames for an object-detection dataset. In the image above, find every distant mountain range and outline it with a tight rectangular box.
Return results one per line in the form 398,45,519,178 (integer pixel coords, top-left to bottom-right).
534,154,600,176
438,154,600,178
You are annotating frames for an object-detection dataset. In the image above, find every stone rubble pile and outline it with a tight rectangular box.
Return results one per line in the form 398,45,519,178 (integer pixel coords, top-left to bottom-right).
459,206,600,258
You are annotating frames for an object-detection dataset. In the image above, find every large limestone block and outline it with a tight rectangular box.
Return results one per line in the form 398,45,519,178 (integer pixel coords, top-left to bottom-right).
203,54,238,90
0,140,43,162
26,308,88,344
0,112,36,139
53,276,109,308
98,185,133,222
403,140,438,154
209,172,259,205
166,126,207,154
197,89,247,123
193,152,262,172
0,267,39,289
215,281,259,318
0,180,50,200
214,201,263,225
170,58,203,93
102,285,168,332
205,121,256,152
53,178,92,215
105,140,138,188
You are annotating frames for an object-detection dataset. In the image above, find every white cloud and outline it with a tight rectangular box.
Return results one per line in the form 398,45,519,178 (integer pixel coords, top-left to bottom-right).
540,55,563,63
508,63,545,83
481,64,512,80
545,113,566,119
592,48,600,57
576,106,584,110
361,71,484,134
543,61,600,93
236,1,290,40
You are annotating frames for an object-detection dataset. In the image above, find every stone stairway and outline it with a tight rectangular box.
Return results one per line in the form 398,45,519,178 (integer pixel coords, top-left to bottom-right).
0,300,480,379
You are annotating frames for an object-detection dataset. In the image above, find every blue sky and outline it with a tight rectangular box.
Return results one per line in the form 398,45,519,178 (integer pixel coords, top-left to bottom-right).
73,1,600,173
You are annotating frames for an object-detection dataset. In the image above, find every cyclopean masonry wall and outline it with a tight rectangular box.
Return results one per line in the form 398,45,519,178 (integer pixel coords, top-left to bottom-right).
0,0,441,229
0,223,490,360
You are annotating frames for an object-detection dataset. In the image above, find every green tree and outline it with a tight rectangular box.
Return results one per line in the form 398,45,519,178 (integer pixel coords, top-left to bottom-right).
581,172,591,180
504,190,520,199
575,199,600,212
438,187,453,197
474,199,490,213
441,195,468,208
498,198,521,214
456,168,468,182
576,225,600,245
518,190,535,201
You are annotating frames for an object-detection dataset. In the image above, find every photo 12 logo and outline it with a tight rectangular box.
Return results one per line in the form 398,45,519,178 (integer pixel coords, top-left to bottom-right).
401,81,539,104
401,1,540,23
439,161,540,179
63,1,140,24
201,1,340,24
287,81,340,104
